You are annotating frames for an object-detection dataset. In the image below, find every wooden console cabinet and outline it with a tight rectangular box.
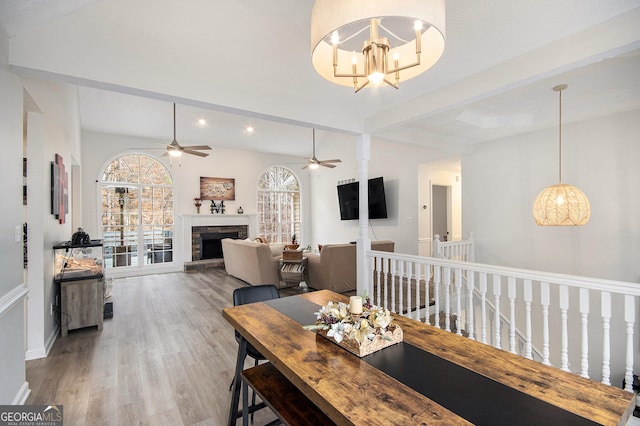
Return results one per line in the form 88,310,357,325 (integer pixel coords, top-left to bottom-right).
53,240,105,336
60,278,104,336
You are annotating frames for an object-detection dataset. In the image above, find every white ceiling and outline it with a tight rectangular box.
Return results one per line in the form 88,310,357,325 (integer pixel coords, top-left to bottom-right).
1,0,639,159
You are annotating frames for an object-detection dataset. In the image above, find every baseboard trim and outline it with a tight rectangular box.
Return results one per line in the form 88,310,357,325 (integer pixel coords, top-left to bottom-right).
25,325,59,360
12,381,30,405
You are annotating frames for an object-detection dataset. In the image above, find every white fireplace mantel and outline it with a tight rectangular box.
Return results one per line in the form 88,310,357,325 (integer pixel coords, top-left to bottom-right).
180,213,258,262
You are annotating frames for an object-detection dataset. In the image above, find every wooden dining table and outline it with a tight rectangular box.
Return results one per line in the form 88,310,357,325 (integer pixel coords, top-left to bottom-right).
223,289,634,425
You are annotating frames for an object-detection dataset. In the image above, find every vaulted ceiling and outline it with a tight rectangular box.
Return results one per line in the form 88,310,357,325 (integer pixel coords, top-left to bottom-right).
1,0,639,158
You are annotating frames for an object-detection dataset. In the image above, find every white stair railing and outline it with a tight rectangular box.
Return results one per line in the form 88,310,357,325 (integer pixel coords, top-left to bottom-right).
365,250,638,392
433,233,475,262
433,233,543,361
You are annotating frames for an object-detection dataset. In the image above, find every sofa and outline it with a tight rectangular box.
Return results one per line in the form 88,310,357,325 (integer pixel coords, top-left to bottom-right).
306,240,394,293
221,238,287,287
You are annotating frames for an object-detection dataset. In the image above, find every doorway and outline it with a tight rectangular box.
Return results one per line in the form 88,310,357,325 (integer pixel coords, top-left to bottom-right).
100,154,175,273
432,184,450,242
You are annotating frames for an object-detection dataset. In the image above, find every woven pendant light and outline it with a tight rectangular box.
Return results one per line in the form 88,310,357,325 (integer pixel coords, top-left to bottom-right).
533,84,590,226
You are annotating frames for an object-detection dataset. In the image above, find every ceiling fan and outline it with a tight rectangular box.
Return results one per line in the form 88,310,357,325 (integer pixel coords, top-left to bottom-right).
162,103,211,158
302,129,341,169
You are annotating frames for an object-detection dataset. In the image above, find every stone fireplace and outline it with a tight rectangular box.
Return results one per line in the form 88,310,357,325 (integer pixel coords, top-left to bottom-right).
191,225,248,261
180,213,256,271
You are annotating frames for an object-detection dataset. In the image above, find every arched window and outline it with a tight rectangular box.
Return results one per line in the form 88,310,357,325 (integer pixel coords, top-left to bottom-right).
257,166,300,244
101,154,174,269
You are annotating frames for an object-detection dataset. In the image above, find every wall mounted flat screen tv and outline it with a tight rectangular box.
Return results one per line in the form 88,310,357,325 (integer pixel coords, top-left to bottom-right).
337,177,388,220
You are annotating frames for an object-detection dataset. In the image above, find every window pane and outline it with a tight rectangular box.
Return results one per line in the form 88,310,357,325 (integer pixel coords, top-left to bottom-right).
101,154,174,269
257,167,300,244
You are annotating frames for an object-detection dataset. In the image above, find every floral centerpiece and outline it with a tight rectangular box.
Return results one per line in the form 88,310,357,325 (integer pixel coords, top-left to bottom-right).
304,297,403,357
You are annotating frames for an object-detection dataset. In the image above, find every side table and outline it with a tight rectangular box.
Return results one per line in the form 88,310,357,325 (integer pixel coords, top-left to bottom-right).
279,257,308,288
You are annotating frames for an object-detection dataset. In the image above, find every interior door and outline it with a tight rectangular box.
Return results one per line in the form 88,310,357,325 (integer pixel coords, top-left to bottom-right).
432,184,450,242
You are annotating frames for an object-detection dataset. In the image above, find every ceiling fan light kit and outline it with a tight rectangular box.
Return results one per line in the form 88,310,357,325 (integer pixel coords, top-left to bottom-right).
310,0,446,92
533,84,590,226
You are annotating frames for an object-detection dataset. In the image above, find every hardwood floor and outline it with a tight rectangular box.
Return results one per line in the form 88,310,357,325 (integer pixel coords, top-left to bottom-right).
25,269,309,425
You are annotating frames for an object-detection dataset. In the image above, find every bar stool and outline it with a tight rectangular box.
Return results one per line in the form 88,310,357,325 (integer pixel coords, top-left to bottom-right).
227,284,280,426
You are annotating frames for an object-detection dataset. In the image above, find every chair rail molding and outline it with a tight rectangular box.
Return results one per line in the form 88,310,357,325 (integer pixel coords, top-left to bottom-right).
0,284,28,318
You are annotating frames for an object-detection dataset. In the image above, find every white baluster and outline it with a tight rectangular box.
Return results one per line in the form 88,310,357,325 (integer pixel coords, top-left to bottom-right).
433,266,441,329
541,282,550,366
406,261,413,317
508,277,517,354
390,259,397,313
367,255,374,297
493,275,501,349
455,268,463,335
397,261,404,315
625,295,635,392
524,279,533,359
444,267,452,332
466,271,475,340
375,256,382,307
479,272,487,344
579,288,589,378
601,291,611,386
423,263,432,324
414,262,421,321
559,285,570,372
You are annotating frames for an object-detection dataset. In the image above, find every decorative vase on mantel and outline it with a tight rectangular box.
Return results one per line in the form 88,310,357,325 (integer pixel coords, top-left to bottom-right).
194,198,202,214
238,206,244,214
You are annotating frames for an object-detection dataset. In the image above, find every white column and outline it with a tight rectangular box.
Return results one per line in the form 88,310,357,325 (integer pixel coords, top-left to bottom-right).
356,134,371,296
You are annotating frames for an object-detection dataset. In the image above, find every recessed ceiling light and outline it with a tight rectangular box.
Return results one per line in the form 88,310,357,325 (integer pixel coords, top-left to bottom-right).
246,126,254,133
197,118,207,126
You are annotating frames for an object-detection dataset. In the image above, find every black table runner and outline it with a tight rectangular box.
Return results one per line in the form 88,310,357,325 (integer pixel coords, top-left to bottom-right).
264,296,598,426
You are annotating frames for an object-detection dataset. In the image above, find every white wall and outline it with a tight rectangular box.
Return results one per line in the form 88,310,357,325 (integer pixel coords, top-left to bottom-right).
21,77,82,360
463,109,640,283
0,27,29,404
80,130,312,269
308,133,457,255
82,130,454,262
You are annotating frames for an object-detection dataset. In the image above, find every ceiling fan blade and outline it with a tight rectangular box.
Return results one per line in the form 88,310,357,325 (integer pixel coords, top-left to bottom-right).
301,164,309,169
320,163,337,168
130,147,166,150
181,145,211,150
320,159,342,164
182,149,209,157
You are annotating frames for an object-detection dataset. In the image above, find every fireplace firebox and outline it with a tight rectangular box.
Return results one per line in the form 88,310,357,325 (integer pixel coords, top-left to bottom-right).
200,232,238,260
191,225,248,261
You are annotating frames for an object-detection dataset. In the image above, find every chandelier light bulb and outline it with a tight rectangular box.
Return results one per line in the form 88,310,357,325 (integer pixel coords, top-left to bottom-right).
414,20,423,31
368,72,385,85
393,52,400,61
331,31,339,45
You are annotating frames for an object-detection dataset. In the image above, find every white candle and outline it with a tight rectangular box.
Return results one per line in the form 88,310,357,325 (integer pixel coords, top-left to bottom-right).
349,296,363,315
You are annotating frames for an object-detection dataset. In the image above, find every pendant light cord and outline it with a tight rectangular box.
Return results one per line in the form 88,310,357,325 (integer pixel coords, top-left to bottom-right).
558,88,562,183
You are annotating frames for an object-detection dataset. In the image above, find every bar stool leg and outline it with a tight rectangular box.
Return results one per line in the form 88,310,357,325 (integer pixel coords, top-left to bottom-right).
228,338,248,426
242,375,249,426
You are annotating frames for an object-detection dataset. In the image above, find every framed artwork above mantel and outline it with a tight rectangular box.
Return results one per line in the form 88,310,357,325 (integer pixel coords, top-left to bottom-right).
200,177,235,201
